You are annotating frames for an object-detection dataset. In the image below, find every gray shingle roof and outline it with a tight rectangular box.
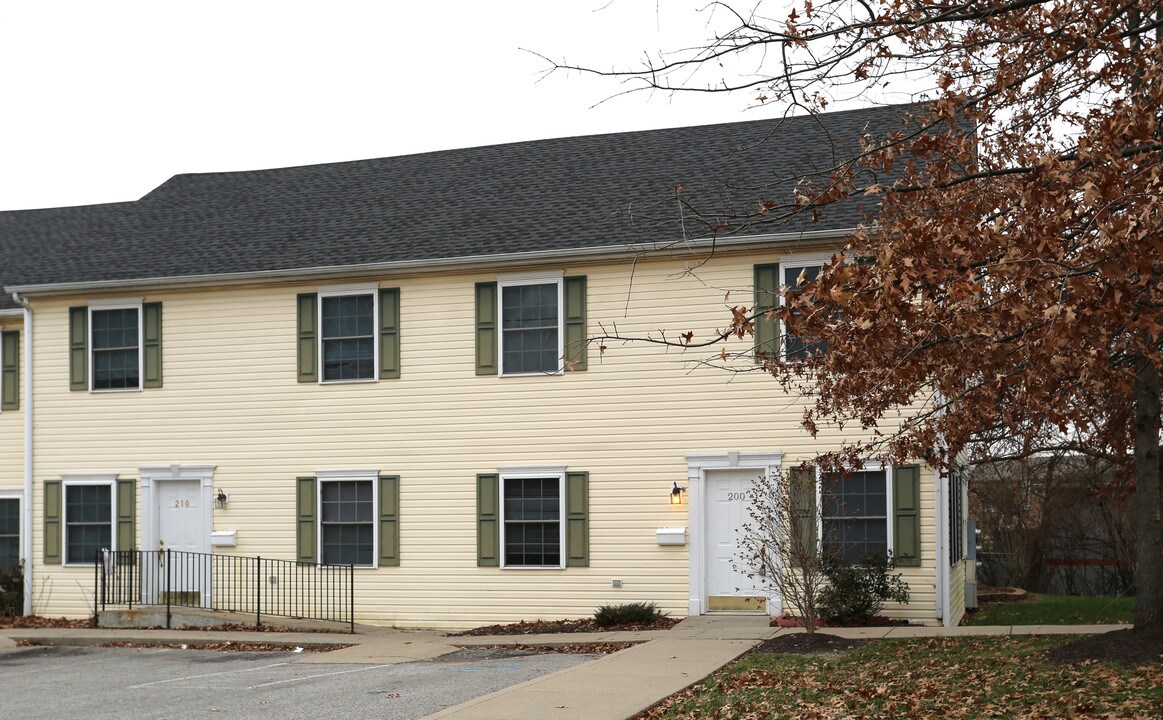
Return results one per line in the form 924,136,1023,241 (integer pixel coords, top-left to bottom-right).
0,104,922,302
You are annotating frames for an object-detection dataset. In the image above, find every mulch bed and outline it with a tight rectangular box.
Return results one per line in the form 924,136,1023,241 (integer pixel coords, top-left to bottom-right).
1042,628,1163,666
771,615,908,628
450,616,679,636
752,633,871,655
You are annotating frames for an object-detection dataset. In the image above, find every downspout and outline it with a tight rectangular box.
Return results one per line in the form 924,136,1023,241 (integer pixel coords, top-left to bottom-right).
12,292,32,616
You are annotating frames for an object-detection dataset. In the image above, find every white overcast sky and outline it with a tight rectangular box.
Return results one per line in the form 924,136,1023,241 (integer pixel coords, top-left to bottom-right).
0,1,914,212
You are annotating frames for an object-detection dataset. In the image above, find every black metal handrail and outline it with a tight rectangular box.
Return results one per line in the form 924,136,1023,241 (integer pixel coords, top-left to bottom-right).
95,549,354,633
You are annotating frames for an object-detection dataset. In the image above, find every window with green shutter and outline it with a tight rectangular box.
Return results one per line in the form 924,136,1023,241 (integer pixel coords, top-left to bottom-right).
298,472,400,567
477,274,587,377
69,302,163,391
54,477,121,565
297,289,400,383
1,330,18,411
478,469,589,569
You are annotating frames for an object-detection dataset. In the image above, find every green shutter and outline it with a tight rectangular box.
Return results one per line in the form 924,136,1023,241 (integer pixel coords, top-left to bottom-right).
69,307,88,390
379,288,401,380
788,467,816,564
116,478,136,552
893,464,921,566
1,331,18,410
475,283,498,376
296,294,318,383
379,474,400,566
296,476,318,563
754,264,780,361
563,276,587,372
565,471,589,567
44,480,61,565
142,303,163,388
476,474,499,566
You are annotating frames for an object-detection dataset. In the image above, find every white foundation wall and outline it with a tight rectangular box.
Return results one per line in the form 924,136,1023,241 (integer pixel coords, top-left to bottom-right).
26,251,947,628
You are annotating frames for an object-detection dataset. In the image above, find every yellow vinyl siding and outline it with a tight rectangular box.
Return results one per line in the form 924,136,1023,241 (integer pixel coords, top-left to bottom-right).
27,251,948,627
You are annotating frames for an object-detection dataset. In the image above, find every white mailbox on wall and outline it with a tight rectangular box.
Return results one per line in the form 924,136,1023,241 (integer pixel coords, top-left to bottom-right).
656,527,688,546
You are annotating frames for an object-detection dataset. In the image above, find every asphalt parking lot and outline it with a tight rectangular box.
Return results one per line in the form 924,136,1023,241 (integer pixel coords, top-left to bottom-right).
0,645,601,720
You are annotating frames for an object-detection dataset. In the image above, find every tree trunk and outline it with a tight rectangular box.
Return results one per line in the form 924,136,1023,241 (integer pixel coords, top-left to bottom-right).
1133,356,1162,630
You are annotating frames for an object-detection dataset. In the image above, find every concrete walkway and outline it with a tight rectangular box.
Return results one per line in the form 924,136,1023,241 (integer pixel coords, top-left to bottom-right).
0,616,1129,720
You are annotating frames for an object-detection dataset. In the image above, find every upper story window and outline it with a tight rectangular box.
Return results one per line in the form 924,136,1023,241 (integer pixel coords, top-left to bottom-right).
500,280,562,375
1,329,18,411
474,273,587,377
296,287,400,384
69,301,162,392
320,292,376,382
91,307,141,390
782,262,826,361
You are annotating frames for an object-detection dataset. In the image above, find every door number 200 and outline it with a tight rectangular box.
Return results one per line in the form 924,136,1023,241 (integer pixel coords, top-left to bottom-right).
726,492,746,501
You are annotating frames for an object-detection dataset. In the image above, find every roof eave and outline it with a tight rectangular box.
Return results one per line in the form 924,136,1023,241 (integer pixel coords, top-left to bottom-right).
4,227,856,297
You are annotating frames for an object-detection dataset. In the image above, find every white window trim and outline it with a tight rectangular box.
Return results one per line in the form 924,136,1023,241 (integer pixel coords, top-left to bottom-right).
816,461,895,561
87,301,144,393
778,253,832,362
498,466,567,570
316,468,379,569
317,286,380,384
497,271,565,377
61,473,118,567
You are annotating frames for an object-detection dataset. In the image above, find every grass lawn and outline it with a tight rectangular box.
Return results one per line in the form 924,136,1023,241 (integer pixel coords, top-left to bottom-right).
638,636,1162,720
963,593,1134,626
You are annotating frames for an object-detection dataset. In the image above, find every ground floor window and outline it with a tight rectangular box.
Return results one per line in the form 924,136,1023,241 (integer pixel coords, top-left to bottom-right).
320,479,374,566
0,498,18,570
65,483,112,565
502,474,563,568
822,469,888,563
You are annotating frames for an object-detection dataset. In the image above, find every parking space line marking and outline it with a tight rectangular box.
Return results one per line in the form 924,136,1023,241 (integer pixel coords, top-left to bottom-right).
129,661,290,688
244,663,389,689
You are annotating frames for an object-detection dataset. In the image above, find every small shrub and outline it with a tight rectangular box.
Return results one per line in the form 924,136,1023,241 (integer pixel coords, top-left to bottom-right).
0,561,23,616
593,601,662,627
819,551,910,625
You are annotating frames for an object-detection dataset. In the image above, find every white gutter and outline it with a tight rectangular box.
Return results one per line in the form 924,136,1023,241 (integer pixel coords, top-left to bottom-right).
4,227,855,297
11,292,32,616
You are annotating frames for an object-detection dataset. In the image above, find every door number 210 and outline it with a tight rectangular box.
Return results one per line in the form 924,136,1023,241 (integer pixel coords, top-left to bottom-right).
172,499,191,508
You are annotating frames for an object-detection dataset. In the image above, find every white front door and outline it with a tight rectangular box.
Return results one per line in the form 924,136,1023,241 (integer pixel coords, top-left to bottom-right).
705,468,766,612
157,480,209,605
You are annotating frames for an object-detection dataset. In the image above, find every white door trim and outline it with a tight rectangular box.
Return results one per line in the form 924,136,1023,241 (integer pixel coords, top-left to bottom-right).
685,451,783,616
140,464,216,556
